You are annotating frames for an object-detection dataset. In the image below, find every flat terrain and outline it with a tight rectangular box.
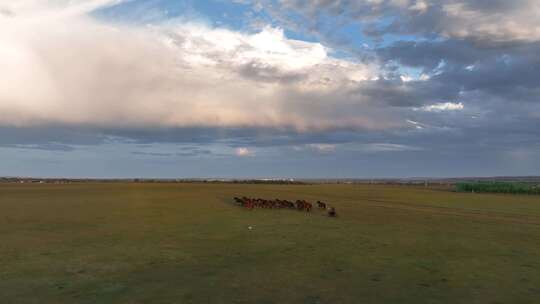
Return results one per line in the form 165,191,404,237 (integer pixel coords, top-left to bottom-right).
1,183,539,303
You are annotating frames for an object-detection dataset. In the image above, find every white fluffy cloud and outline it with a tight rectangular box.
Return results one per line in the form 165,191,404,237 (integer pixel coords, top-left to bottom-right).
420,102,464,112
235,147,254,157
0,0,407,132
306,144,336,153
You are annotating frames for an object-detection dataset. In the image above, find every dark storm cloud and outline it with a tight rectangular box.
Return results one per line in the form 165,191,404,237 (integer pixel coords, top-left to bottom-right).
377,39,505,70
353,78,460,107
131,149,213,158
377,39,540,104
176,149,213,157
236,60,307,83
0,127,106,148
131,151,173,157
378,40,540,108
0,125,353,153
0,143,75,152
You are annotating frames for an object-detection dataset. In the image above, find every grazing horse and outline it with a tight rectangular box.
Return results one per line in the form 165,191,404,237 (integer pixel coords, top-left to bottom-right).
317,201,327,209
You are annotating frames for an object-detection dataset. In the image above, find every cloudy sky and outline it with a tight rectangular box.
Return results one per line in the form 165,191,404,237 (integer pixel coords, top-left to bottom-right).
1,0,539,178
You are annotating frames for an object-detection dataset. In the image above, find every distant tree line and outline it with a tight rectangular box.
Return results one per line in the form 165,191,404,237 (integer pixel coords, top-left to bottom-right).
456,182,540,195
229,180,308,185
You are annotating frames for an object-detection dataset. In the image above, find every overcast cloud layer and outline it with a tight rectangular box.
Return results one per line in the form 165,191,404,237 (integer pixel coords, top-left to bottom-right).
0,0,538,177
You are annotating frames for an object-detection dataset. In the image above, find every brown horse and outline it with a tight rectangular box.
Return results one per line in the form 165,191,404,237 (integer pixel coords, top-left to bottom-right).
234,197,323,214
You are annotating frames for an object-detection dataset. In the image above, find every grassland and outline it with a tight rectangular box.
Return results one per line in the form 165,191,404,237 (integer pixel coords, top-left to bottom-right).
1,183,539,304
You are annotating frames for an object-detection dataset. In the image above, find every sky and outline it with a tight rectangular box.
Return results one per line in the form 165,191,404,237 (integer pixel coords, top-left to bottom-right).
0,0,539,178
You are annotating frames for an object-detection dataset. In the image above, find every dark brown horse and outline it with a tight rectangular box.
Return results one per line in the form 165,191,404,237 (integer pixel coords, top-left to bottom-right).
317,201,327,209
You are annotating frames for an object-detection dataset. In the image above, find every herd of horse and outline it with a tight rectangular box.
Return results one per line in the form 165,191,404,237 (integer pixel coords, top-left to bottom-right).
233,196,337,217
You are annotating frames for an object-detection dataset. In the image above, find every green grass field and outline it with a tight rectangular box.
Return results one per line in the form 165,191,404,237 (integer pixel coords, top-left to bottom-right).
1,183,539,304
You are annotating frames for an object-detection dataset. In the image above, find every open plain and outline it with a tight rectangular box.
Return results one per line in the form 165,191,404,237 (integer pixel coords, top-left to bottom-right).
1,183,539,303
